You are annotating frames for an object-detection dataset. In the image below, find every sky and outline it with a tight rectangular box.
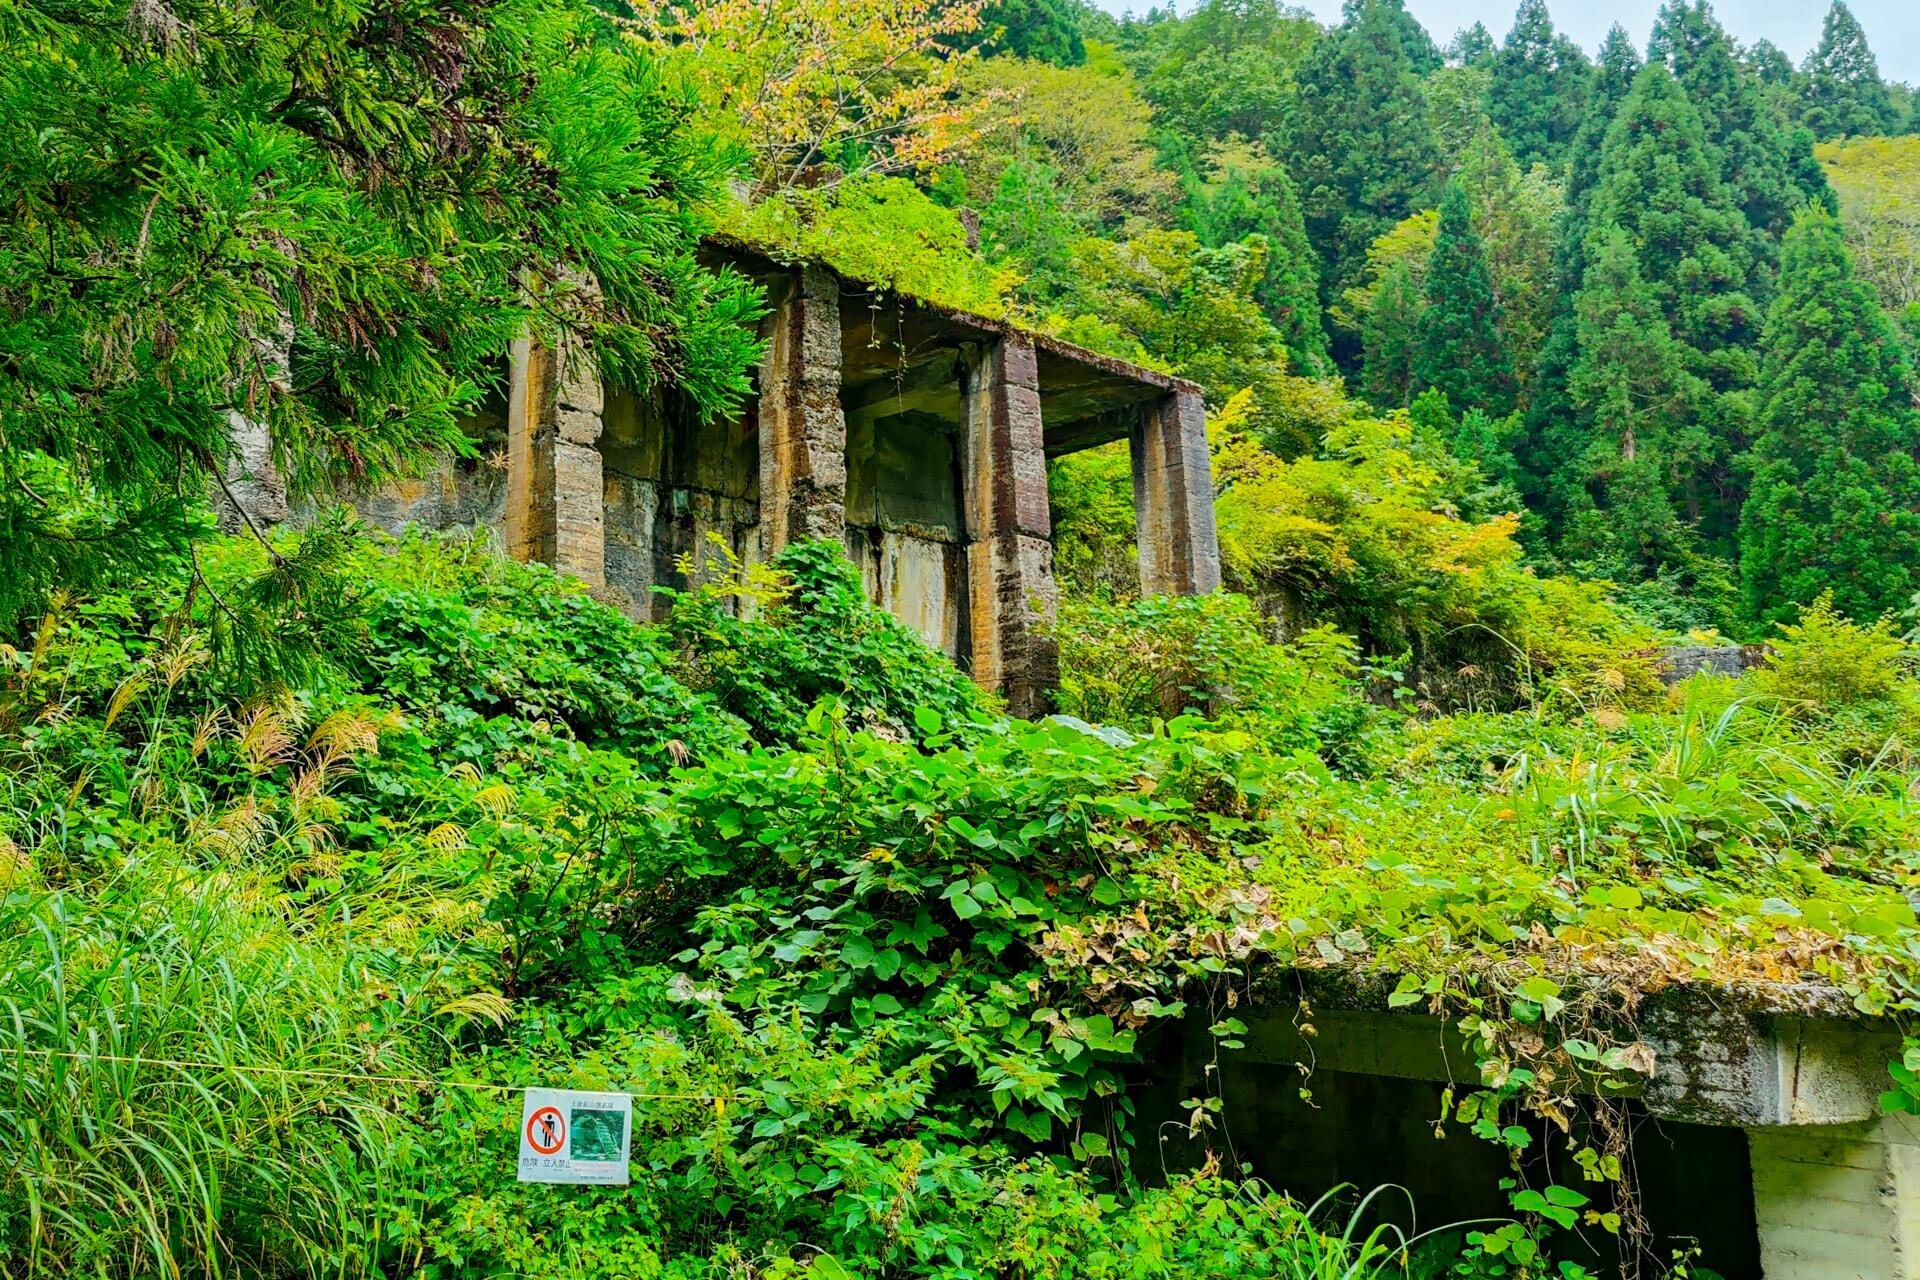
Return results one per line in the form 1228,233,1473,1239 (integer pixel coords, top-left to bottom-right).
1094,1,1920,83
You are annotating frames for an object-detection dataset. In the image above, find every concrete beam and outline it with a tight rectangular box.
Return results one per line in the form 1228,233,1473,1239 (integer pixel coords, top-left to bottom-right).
1131,389,1221,597
1230,993,1897,1129
758,267,847,554
964,336,1058,718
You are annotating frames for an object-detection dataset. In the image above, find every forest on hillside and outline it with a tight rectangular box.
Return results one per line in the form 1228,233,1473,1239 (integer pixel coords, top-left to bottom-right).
702,0,1920,646
7,0,1920,1277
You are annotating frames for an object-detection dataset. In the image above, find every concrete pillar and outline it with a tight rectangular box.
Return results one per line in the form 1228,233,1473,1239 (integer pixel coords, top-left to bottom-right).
217,297,294,534
964,336,1058,718
758,267,846,555
1130,388,1222,597
504,330,605,585
219,411,290,532
1750,1113,1920,1279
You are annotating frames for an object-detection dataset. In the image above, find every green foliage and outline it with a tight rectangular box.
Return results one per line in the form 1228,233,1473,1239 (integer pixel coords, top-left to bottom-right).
734,177,1016,317
661,540,995,745
1554,24,1644,293
969,0,1088,66
1649,0,1830,245
1817,134,1920,317
1053,592,1360,747
1585,62,1760,374
1739,206,1920,627
1557,228,1714,578
0,865,423,1278
958,56,1177,232
980,153,1085,307
1446,22,1495,69
4,533,1399,1276
1122,0,1321,147
1047,442,1139,599
1341,0,1441,76
20,518,1920,1278
1413,184,1516,417
1051,230,1288,419
1751,593,1912,712
1360,260,1422,411
1284,0,1442,326
1209,385,1661,711
1182,153,1331,376
0,0,761,628
1535,60,1764,573
1798,1,1901,141
340,533,751,764
1484,0,1593,172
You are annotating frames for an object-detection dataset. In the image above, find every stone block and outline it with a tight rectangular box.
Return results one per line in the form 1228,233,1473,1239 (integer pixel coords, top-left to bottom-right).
1750,1114,1920,1279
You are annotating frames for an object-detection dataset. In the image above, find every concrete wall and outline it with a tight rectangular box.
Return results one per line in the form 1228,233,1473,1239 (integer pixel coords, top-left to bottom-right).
1750,1113,1920,1279
846,408,969,660
600,381,760,618
272,258,1224,707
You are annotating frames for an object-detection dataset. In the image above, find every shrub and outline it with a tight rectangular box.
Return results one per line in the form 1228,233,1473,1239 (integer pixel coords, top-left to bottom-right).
339,531,750,765
661,539,994,744
1052,592,1363,745
1752,592,1912,711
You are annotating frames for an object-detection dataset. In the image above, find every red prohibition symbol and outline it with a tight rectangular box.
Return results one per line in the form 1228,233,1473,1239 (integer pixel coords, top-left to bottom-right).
526,1105,567,1156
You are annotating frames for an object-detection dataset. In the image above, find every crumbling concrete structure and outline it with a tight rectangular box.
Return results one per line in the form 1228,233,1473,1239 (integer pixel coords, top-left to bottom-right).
1143,972,1919,1279
357,243,1220,715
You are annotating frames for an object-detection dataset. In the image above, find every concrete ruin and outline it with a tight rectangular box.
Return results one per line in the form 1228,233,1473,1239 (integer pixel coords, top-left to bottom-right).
319,243,1220,716
1141,971,1918,1279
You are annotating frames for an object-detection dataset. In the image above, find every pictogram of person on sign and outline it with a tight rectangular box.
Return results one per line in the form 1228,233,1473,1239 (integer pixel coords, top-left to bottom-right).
526,1104,566,1156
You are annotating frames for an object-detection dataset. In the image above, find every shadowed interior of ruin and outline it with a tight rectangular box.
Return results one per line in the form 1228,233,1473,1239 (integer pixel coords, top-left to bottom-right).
1131,1047,1764,1278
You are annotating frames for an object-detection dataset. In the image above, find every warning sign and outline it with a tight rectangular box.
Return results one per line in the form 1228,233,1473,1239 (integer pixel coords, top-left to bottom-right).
517,1089,631,1185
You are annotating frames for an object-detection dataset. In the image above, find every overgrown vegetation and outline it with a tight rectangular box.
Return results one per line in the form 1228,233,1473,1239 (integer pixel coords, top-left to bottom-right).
7,0,1920,1274
9,530,1920,1277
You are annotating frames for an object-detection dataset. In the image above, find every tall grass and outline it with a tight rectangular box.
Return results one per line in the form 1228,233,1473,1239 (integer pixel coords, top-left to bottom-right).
1505,691,1917,881
0,859,427,1278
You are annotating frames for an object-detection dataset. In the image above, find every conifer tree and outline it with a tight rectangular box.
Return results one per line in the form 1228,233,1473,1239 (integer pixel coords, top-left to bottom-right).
1585,62,1759,387
1183,164,1331,374
1538,64,1755,561
1447,23,1496,68
1798,1,1900,141
1741,206,1920,625
1361,261,1421,410
1650,0,1828,246
1485,0,1593,172
1518,25,1640,506
1561,26,1644,264
1745,39,1795,88
1286,0,1441,349
1342,0,1442,73
1558,228,1714,573
1413,183,1515,415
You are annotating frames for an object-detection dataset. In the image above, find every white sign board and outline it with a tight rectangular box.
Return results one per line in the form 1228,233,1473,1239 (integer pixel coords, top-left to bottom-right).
517,1088,632,1185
